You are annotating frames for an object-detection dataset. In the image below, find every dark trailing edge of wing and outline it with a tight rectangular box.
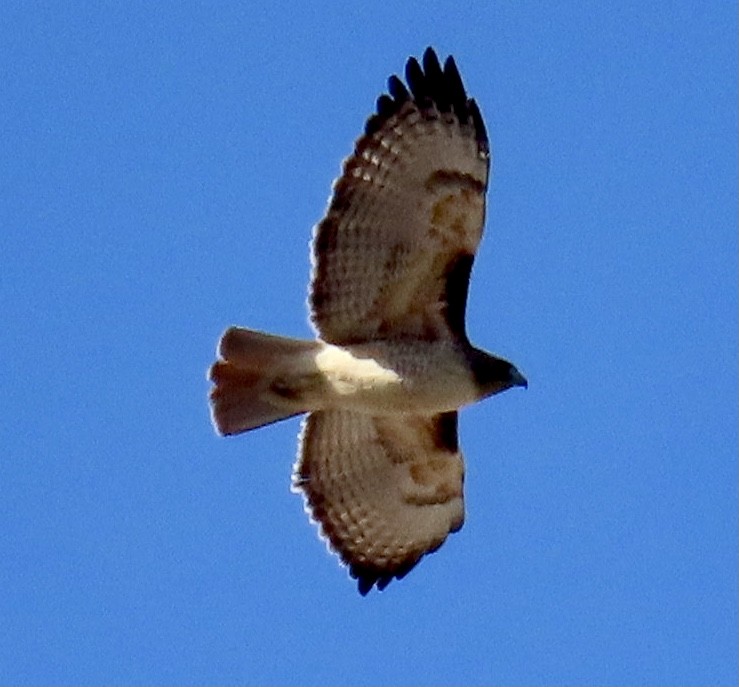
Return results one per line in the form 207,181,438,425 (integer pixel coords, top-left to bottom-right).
364,47,488,155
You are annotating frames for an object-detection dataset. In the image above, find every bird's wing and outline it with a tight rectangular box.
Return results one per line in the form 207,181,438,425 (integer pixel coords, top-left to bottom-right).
309,47,490,345
293,409,465,594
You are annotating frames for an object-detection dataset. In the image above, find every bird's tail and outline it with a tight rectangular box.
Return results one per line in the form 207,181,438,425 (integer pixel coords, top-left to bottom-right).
209,326,320,435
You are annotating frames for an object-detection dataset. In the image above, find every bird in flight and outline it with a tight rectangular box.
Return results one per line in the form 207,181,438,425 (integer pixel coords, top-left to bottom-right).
209,47,526,595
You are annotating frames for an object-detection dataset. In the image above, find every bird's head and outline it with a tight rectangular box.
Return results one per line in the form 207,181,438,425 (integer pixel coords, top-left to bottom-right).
470,349,528,399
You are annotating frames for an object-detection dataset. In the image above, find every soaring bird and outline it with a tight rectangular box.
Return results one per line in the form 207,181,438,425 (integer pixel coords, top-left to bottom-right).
209,47,526,594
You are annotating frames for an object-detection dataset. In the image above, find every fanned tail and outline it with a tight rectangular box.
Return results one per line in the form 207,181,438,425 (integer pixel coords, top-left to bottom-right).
209,327,319,435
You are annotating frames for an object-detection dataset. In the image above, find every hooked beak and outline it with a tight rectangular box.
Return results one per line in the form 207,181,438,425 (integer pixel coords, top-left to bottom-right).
509,366,528,389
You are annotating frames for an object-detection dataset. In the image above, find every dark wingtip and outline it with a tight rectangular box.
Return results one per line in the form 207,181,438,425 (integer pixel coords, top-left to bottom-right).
356,574,374,596
468,99,489,155
363,47,488,151
351,563,385,596
387,74,410,103
350,557,422,595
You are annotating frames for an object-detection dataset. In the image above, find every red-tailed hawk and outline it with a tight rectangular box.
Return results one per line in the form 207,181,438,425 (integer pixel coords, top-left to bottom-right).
209,47,526,595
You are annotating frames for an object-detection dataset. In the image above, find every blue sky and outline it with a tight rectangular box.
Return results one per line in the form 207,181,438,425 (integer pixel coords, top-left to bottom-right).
1,2,736,684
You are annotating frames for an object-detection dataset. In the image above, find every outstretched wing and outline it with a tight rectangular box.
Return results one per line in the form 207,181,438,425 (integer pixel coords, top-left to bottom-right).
309,47,490,345
293,410,465,594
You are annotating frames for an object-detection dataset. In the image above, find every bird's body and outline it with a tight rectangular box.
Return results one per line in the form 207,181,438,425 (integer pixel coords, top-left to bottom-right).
209,47,526,594
213,328,520,425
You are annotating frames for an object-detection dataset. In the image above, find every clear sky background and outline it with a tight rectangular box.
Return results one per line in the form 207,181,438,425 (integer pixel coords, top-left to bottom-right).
1,2,736,685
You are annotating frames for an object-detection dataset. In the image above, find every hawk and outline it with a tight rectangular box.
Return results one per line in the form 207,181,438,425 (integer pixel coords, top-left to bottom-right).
209,47,526,595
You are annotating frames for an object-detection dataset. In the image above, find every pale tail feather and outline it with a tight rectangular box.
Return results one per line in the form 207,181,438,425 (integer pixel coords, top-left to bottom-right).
209,327,319,435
